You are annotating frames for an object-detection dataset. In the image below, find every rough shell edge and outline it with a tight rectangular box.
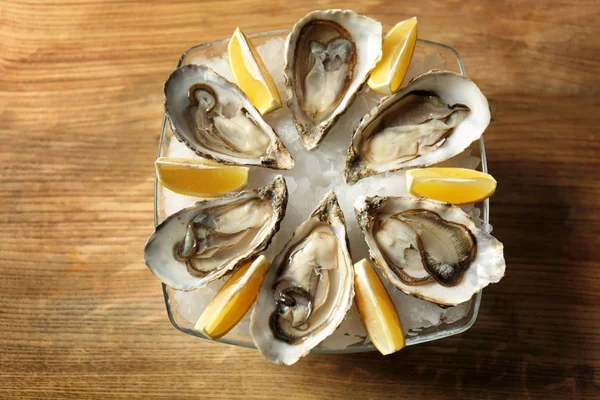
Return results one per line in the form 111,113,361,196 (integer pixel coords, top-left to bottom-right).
283,9,383,151
143,175,288,290
164,64,294,170
344,70,488,184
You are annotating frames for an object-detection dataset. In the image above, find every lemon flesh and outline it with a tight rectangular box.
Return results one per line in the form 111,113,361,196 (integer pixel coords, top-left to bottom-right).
228,28,281,115
155,157,248,197
354,259,405,355
195,256,270,340
368,17,418,95
407,167,497,205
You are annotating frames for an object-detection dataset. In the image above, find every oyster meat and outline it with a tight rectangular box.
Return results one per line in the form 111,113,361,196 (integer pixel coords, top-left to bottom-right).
165,65,294,169
284,9,382,151
345,70,491,183
144,176,287,291
355,196,505,305
250,191,354,364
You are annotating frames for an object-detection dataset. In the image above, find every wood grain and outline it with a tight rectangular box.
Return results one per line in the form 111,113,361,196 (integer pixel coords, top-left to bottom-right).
1,0,599,398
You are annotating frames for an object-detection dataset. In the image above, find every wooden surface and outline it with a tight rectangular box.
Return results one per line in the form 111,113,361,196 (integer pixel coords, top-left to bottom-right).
1,0,599,398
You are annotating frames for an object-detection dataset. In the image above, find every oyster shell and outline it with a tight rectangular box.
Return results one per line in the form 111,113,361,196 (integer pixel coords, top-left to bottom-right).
284,9,382,151
144,176,287,291
250,191,354,364
345,70,491,183
164,65,294,169
355,196,505,305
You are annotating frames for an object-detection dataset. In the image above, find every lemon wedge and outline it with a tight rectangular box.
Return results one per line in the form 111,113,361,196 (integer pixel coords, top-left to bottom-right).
228,28,281,115
354,259,405,355
155,157,248,197
407,168,497,204
195,256,270,340
368,17,418,95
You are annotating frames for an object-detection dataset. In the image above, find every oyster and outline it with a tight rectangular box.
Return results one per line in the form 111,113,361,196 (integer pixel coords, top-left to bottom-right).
250,191,354,364
144,176,287,291
355,196,505,305
284,9,382,151
345,70,491,184
164,65,294,169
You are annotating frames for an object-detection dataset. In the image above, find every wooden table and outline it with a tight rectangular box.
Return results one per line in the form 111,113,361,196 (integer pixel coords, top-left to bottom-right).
1,0,598,398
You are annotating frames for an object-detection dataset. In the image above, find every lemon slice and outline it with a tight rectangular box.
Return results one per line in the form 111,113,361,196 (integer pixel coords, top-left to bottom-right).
195,256,270,340
354,259,405,355
407,168,497,205
368,17,418,95
228,28,281,115
155,157,248,197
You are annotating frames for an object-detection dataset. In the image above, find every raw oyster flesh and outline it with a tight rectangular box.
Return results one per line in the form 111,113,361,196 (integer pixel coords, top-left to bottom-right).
251,191,354,364
355,196,505,305
165,65,294,169
144,176,287,291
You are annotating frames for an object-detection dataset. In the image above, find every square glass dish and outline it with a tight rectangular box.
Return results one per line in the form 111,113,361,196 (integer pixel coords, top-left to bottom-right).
154,30,488,354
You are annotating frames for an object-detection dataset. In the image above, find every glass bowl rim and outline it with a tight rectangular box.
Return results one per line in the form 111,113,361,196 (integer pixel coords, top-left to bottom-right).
154,30,487,354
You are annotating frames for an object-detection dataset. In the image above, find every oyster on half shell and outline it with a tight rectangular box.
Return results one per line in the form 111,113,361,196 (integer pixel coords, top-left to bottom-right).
251,191,354,365
345,70,491,184
284,9,382,151
355,196,505,306
144,176,287,291
165,65,294,169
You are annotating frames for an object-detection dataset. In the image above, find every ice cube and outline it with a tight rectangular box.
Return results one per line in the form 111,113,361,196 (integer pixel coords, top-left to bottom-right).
320,306,368,350
286,176,298,194
167,137,197,158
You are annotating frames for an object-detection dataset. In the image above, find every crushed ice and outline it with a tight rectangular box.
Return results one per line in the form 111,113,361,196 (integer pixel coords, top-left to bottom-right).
164,38,483,349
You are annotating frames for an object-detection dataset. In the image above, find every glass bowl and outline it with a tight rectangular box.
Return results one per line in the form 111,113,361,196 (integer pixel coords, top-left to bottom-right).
154,30,488,354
